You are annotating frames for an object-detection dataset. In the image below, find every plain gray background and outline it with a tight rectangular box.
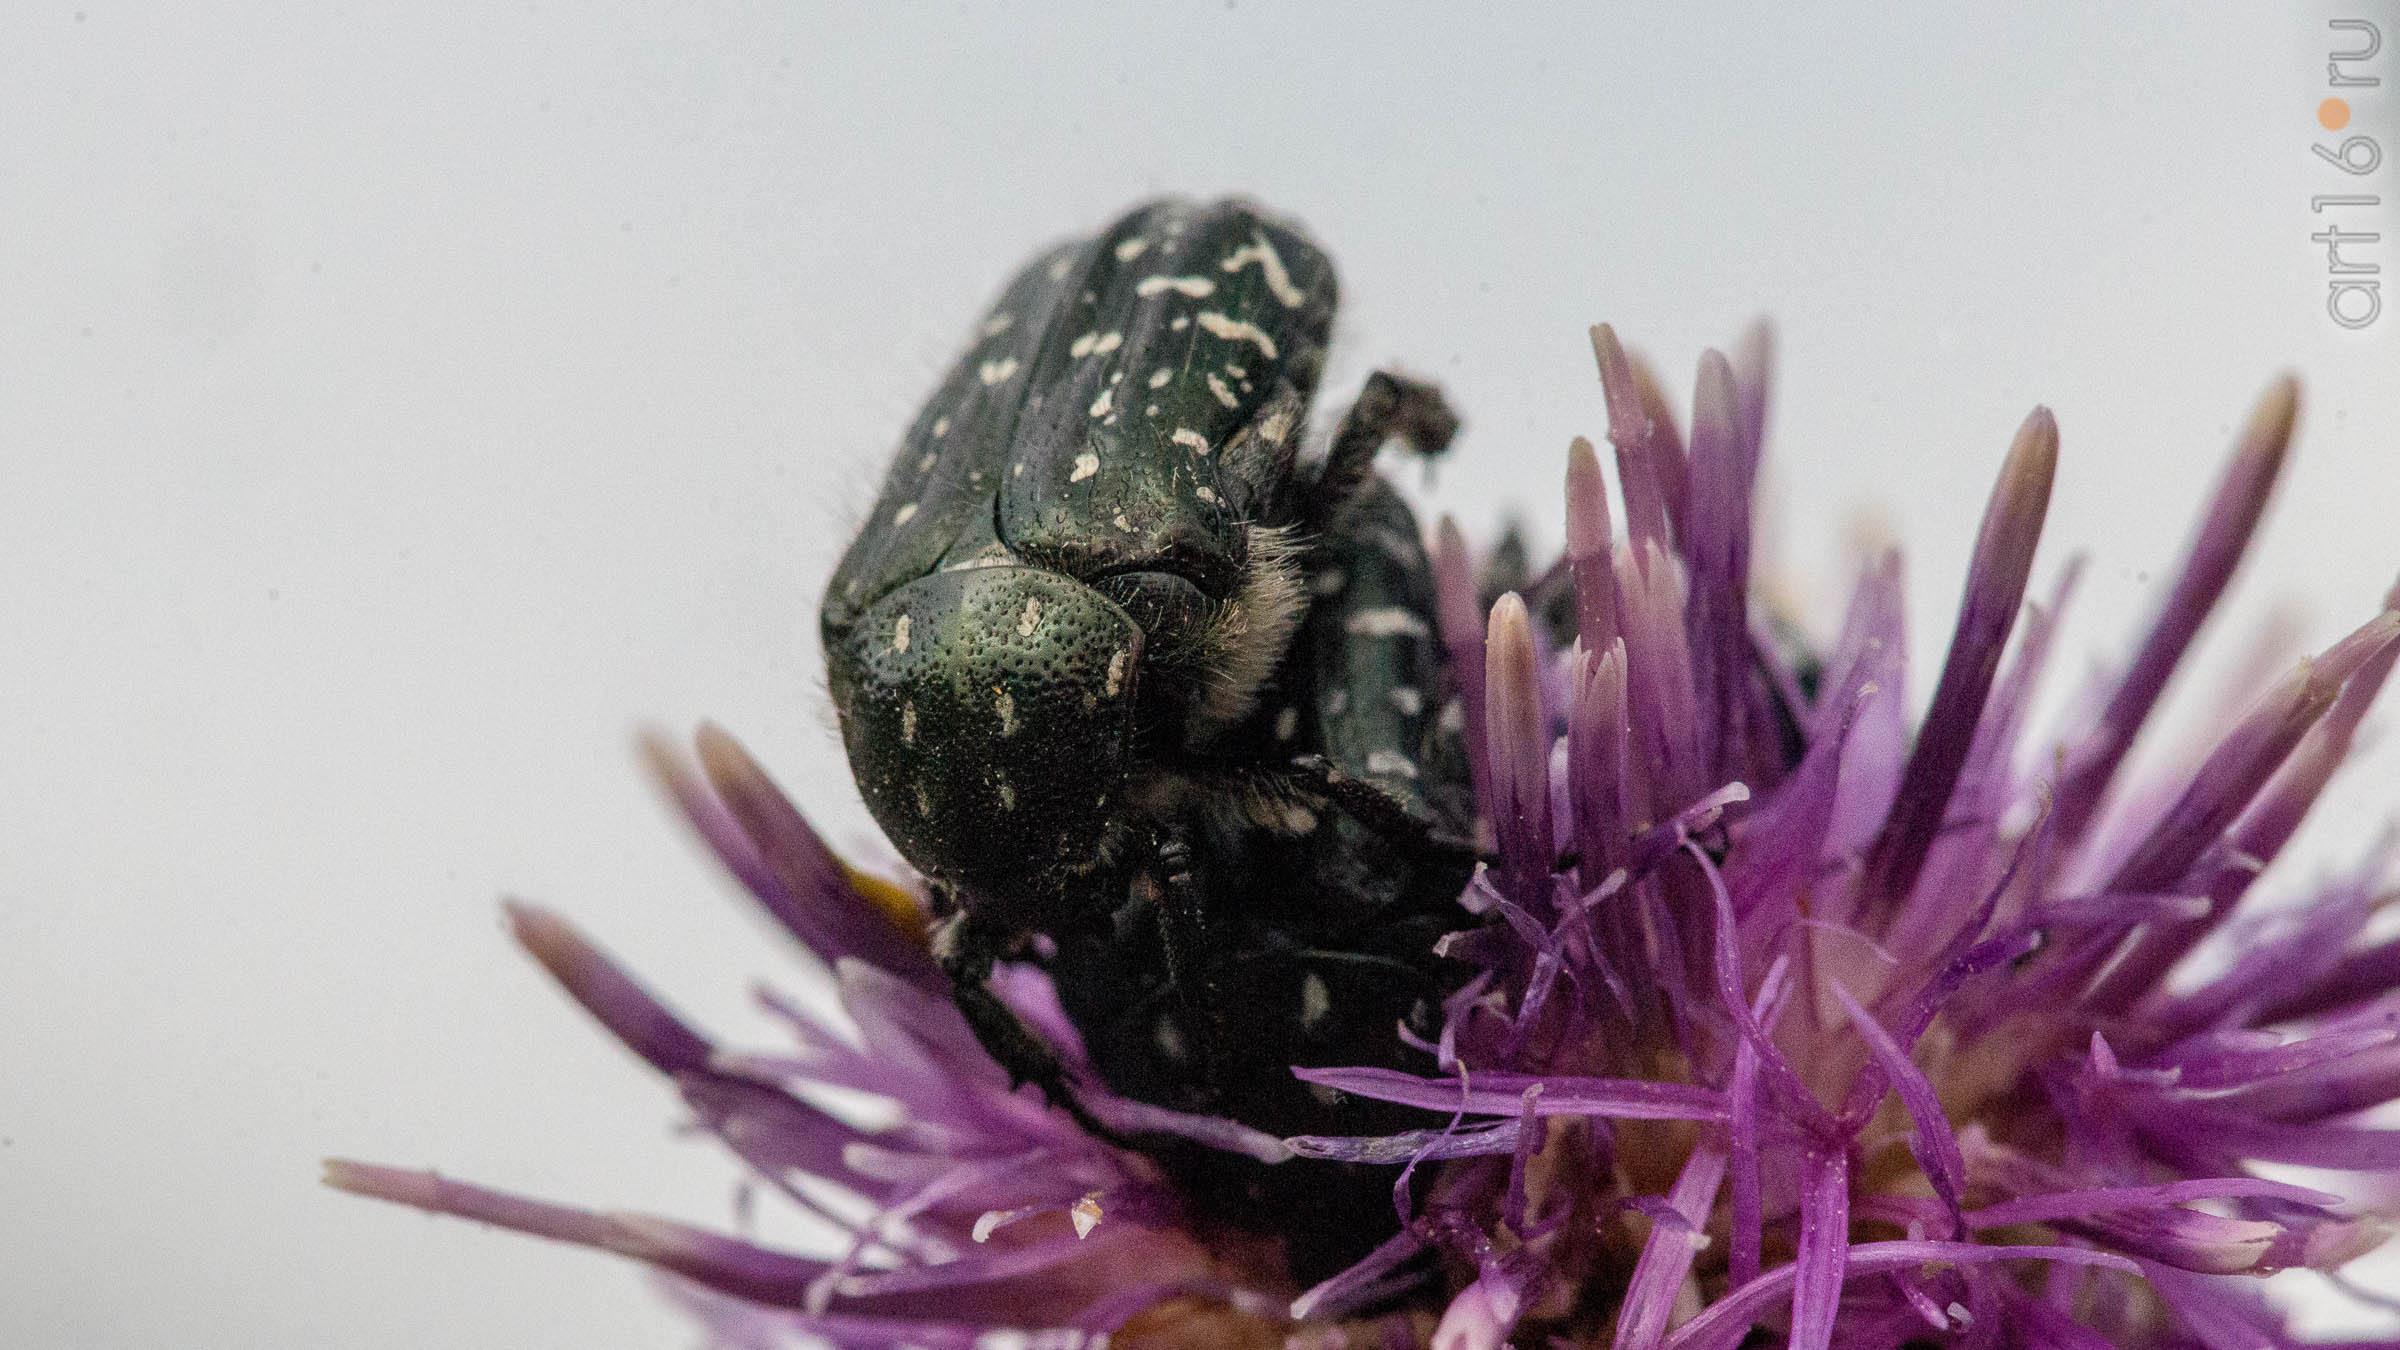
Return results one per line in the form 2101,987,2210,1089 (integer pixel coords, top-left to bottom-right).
5,4,2396,1346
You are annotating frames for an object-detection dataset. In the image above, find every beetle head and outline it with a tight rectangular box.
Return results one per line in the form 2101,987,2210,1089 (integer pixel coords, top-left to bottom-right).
833,565,1143,921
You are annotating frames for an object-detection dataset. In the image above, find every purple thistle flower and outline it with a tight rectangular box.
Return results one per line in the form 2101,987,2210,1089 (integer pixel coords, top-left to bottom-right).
331,324,2400,1348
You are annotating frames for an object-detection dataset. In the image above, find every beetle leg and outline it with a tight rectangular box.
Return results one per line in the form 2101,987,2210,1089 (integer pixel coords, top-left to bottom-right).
1306,371,1460,536
931,909,1132,1145
1286,753,1483,862
1144,836,1231,1100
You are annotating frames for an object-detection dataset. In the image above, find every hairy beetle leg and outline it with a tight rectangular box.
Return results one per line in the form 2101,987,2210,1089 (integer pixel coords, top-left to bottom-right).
1287,753,1483,862
1307,371,1460,535
932,911,1135,1146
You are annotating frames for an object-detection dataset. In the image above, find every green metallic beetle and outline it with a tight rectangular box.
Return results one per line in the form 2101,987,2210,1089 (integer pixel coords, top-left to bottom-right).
820,203,1476,1261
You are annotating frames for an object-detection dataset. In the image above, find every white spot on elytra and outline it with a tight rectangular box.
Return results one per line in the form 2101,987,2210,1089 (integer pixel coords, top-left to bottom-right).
1323,688,1348,717
900,701,916,744
1113,512,1132,531
1196,311,1278,358
914,783,932,817
917,451,937,472
1439,698,1467,732
1389,686,1424,716
1147,368,1172,389
1047,255,1073,281
1113,236,1150,262
1144,404,1159,417
1104,649,1128,697
1017,597,1043,636
1300,972,1332,1032
995,688,1016,736
1169,315,1190,331
1194,485,1217,505
1274,707,1300,740
996,778,1015,811
1206,373,1238,408
1346,607,1432,639
1070,331,1098,358
1069,451,1100,482
1171,427,1211,455
1154,1017,1188,1062
1089,387,1113,418
892,503,918,526
1311,568,1347,596
892,614,911,652
978,311,1015,339
1260,410,1293,445
1221,231,1308,307
1094,330,1123,354
977,356,1019,385
1367,749,1419,779
1135,274,1215,298
931,416,951,438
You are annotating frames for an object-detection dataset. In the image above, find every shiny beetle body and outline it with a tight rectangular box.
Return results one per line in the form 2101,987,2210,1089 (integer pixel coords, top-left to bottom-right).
821,200,1473,1268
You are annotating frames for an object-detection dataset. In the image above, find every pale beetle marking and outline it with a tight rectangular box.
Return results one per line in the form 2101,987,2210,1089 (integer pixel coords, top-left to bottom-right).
1273,706,1300,741
977,356,1019,385
1018,597,1043,636
1389,686,1424,716
978,311,1015,339
1104,649,1128,697
1196,311,1277,359
900,700,917,744
1171,427,1211,455
1070,451,1101,482
1113,236,1150,262
1205,373,1238,408
1089,387,1114,418
1366,749,1420,779
995,688,1017,737
1134,274,1216,298
1300,972,1332,1033
891,503,918,527
892,614,912,652
1220,231,1308,307
1345,606,1433,639
931,416,951,439
1147,368,1172,389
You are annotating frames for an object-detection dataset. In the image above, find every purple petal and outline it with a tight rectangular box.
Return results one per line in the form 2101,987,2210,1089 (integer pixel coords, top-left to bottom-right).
1292,1066,1727,1121
1661,1241,2138,1350
1612,1135,1730,1350
1591,324,1672,551
2051,378,2298,853
1856,406,2057,929
1682,348,1756,786
1566,435,1619,657
678,726,945,990
1787,1146,1851,1350
1830,983,1965,1237
1485,593,1555,903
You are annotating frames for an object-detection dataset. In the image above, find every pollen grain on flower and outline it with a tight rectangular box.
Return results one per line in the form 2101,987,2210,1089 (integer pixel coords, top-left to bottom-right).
331,325,2400,1349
